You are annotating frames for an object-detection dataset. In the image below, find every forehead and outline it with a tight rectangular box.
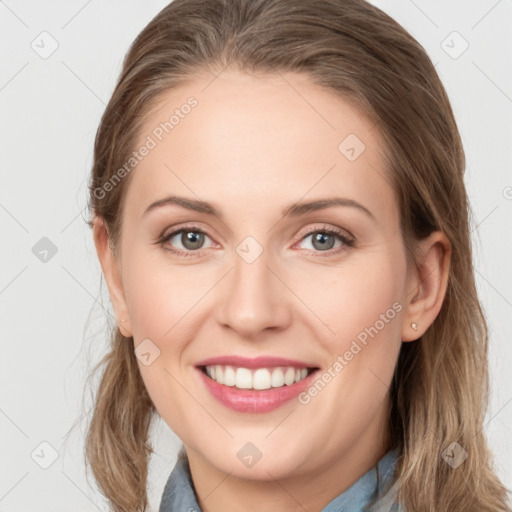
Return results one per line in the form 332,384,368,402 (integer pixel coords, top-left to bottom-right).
124,70,396,225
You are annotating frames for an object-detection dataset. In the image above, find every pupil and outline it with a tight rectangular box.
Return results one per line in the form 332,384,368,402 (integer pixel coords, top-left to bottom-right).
179,231,335,251
313,232,334,251
183,231,204,250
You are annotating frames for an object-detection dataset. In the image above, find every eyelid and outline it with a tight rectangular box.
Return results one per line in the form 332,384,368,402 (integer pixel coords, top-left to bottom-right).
157,222,355,256
159,221,214,239
291,224,355,254
294,223,354,243
160,222,354,242
158,223,217,248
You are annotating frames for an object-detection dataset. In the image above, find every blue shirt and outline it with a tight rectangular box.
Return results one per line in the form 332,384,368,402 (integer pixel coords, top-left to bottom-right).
159,447,405,511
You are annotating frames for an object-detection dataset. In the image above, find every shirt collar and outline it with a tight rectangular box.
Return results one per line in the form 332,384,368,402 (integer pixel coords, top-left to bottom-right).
159,447,403,512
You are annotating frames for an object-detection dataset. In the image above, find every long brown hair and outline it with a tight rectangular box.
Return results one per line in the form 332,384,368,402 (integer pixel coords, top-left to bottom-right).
85,1,512,510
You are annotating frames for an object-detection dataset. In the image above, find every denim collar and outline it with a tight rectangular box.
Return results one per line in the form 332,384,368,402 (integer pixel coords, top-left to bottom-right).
159,447,403,512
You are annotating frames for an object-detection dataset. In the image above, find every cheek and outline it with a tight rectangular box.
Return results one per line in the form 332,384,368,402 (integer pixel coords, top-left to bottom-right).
122,246,209,344
122,257,202,430
319,250,406,402
294,253,405,350
126,277,178,344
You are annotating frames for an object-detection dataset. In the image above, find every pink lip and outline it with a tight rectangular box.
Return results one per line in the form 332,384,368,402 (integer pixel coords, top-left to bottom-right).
195,355,316,369
195,365,320,414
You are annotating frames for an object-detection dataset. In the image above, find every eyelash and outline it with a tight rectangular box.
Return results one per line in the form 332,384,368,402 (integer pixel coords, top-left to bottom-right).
156,223,355,258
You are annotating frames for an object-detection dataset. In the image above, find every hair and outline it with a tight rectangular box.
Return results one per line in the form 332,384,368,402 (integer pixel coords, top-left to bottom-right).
84,0,511,511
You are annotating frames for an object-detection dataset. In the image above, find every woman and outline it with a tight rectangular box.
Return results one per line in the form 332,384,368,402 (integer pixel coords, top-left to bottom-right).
85,0,512,510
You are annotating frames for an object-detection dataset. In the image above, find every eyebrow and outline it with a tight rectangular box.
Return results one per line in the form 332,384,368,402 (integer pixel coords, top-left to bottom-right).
143,195,375,221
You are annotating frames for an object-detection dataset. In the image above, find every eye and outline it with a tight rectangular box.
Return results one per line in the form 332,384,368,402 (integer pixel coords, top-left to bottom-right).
158,226,215,256
156,223,355,258
295,225,354,255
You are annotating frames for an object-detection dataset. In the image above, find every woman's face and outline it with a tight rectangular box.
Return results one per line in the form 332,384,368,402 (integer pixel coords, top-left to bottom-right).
98,70,419,484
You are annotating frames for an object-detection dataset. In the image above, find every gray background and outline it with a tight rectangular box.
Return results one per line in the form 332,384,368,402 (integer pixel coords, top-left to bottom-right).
1,0,511,510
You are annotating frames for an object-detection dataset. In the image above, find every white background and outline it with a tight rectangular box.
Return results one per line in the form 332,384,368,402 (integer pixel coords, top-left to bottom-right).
1,0,511,510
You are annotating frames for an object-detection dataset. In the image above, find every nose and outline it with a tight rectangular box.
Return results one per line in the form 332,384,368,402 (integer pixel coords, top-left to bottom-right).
215,248,292,339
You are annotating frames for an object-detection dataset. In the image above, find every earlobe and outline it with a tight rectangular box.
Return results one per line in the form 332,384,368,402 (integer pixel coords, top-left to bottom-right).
402,231,451,342
92,216,133,338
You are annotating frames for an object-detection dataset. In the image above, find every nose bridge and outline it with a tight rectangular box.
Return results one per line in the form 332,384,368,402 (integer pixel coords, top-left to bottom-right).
216,239,291,336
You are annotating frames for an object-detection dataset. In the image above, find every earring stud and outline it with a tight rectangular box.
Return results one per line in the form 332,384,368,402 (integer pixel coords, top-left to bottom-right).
411,322,418,331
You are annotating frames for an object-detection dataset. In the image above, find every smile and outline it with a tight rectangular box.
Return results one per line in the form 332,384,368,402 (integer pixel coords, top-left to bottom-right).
201,364,315,390
194,355,320,413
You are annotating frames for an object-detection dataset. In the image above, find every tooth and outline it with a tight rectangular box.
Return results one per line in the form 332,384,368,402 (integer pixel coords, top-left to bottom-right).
284,367,295,385
224,365,236,386
205,364,311,388
271,367,285,387
236,367,253,389
253,369,271,390
215,365,224,385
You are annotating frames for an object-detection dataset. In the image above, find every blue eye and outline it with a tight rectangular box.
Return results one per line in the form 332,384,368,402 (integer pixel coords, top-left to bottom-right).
157,224,354,257
296,226,354,255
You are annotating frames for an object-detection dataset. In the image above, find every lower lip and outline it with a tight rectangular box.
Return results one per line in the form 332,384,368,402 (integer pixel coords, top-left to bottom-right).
196,367,318,413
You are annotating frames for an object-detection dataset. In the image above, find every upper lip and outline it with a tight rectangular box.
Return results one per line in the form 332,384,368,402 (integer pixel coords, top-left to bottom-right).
195,355,319,369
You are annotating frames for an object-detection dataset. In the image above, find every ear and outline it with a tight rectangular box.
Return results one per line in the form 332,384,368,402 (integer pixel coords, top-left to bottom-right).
402,231,451,342
92,216,133,338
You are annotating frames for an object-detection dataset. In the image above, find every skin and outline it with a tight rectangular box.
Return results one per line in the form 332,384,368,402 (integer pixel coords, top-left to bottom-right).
93,69,451,512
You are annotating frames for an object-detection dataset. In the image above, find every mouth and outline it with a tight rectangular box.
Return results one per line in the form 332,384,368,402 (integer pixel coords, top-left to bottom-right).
194,356,321,413
198,364,319,390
